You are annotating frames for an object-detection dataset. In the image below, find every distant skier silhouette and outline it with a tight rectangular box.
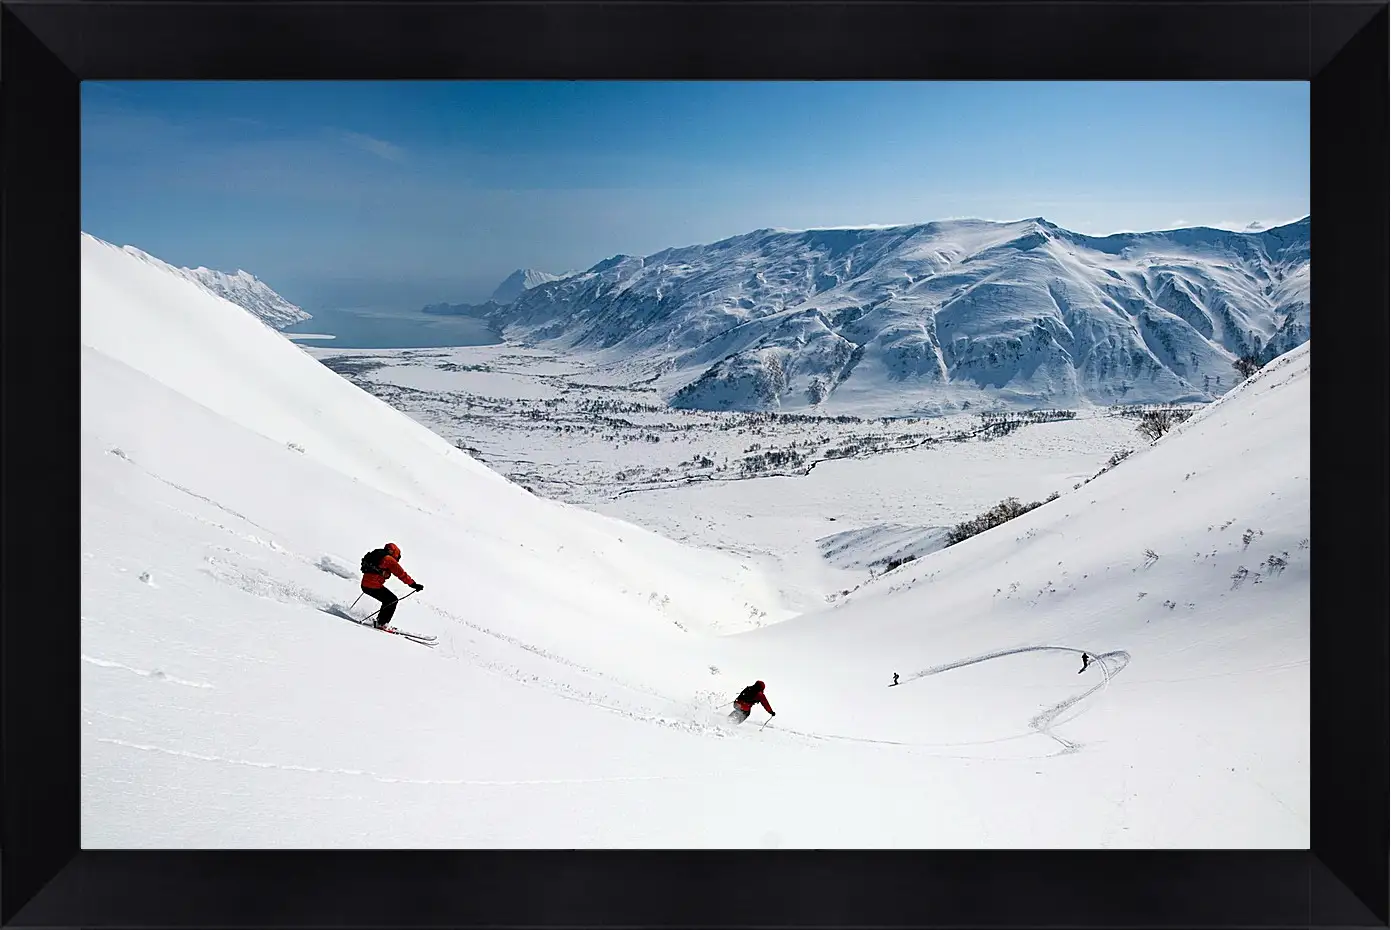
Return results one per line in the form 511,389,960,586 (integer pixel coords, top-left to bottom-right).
891,672,900,686
1078,652,1092,674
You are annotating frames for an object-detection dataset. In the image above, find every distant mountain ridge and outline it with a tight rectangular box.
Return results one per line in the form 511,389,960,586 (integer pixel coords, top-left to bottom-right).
490,268,568,305
422,267,569,319
119,246,311,330
421,299,506,318
486,216,1310,413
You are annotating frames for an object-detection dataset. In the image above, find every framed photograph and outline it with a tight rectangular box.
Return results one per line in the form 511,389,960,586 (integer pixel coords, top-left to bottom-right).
5,1,1385,926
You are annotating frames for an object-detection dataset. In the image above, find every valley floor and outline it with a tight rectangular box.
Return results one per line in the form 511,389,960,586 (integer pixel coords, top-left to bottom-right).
304,341,1154,610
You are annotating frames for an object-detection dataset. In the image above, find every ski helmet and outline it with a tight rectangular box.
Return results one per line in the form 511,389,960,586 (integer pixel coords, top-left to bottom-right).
755,680,765,690
385,542,401,559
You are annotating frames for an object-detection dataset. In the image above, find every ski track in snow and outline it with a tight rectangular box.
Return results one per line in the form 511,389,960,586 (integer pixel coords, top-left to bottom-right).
418,602,743,739
179,498,736,738
93,737,742,787
109,447,275,534
82,654,215,689
323,584,740,737
763,647,1130,758
203,558,339,613
907,644,1131,752
159,502,287,555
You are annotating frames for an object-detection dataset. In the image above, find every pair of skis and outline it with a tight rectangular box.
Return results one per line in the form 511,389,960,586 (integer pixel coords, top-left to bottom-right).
370,623,437,647
327,603,437,646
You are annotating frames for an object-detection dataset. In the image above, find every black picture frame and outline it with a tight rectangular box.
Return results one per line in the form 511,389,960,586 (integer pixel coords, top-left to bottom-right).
4,1,1386,926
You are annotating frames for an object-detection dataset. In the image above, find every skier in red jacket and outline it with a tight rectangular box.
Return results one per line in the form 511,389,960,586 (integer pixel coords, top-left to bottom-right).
360,543,423,629
728,680,775,724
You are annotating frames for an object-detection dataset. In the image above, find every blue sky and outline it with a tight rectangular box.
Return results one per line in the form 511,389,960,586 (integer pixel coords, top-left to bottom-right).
82,81,1309,309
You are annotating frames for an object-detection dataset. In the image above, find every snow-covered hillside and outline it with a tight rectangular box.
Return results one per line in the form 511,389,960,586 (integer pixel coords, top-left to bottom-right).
490,268,567,305
491,217,1309,414
119,245,312,329
81,232,1308,847
735,342,1309,776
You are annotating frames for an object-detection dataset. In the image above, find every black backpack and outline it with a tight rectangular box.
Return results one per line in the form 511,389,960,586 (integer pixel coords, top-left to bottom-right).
735,683,762,705
360,548,389,576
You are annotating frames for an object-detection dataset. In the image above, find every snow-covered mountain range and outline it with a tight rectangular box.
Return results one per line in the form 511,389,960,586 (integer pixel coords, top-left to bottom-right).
488,217,1310,414
119,246,312,329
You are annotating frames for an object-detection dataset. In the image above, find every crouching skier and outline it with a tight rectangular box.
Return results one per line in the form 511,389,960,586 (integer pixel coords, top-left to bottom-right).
360,542,424,629
728,680,775,724
1078,652,1092,674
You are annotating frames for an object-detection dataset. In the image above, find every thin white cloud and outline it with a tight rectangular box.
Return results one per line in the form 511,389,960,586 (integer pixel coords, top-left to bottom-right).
1203,215,1308,232
340,130,405,162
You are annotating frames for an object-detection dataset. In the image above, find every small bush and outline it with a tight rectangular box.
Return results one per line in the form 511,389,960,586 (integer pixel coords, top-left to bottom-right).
945,493,1057,547
1136,406,1193,441
1233,354,1262,381
883,554,918,573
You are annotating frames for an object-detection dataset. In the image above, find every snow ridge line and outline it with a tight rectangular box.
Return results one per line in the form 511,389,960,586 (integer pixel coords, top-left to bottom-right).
1159,343,1308,444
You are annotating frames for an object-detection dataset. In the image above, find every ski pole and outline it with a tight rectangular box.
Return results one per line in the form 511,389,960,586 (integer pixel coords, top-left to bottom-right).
360,591,417,625
759,716,774,731
359,588,419,625
349,593,365,612
368,588,419,618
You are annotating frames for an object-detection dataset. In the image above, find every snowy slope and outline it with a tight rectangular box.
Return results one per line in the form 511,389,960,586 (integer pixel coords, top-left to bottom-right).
492,217,1309,414
81,233,791,647
490,268,567,305
720,342,1309,839
81,233,1307,847
119,245,312,329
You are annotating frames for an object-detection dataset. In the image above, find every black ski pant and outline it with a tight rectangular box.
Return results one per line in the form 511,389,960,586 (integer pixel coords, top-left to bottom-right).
361,585,398,627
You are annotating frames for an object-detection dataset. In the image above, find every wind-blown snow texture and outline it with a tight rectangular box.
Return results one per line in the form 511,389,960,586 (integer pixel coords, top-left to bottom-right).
82,232,1307,848
490,217,1309,414
118,245,312,329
